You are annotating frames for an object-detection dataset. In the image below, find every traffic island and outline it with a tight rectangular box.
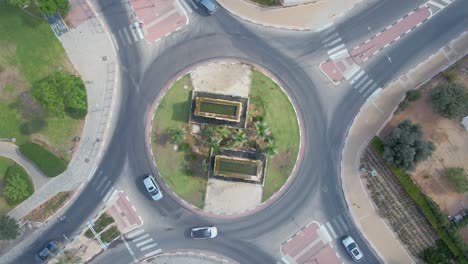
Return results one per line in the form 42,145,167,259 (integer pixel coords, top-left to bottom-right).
151,62,300,214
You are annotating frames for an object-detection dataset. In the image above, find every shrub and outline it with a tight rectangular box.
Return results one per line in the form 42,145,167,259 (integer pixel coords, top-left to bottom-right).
100,226,120,244
0,215,19,240
3,164,34,205
33,72,87,119
431,84,468,119
19,143,67,177
445,167,468,193
36,0,70,16
85,213,115,238
383,120,435,171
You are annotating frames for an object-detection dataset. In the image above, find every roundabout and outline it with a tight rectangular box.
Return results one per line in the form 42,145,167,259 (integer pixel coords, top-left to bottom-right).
149,61,301,215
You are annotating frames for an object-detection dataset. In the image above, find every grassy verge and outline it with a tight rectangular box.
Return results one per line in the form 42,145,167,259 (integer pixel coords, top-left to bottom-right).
0,157,15,215
371,136,467,260
100,226,121,244
85,213,115,238
23,191,73,222
251,0,279,6
152,75,207,208
0,1,81,161
19,143,67,177
250,70,300,201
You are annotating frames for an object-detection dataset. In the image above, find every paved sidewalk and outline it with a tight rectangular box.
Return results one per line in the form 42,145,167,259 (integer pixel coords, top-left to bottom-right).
216,0,361,31
0,142,49,190
341,32,468,264
7,2,118,220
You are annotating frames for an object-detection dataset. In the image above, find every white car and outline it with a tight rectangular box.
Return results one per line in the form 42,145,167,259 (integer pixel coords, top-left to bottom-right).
342,236,363,261
143,175,163,201
190,226,218,239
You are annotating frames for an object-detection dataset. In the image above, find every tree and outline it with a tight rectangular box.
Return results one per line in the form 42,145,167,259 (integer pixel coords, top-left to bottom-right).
264,140,278,157
445,167,467,193
382,120,435,171
6,0,32,8
33,77,65,118
431,84,468,119
167,127,186,145
208,136,222,155
3,171,33,205
232,129,247,147
0,215,19,240
36,0,70,16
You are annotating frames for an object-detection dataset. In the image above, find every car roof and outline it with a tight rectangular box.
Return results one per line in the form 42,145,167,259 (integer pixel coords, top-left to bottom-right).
143,175,155,188
200,0,216,11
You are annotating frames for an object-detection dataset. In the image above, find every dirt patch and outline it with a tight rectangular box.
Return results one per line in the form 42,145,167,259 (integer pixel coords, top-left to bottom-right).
380,61,468,215
204,178,262,213
23,191,73,222
190,63,252,97
17,91,46,119
0,67,26,101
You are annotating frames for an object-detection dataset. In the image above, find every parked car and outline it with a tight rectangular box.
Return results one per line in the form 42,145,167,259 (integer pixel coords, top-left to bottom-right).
37,240,59,261
199,0,217,15
143,174,163,201
342,236,363,261
190,226,218,239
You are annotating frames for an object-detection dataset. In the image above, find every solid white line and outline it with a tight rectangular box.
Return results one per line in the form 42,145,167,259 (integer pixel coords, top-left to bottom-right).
350,70,365,84
128,25,138,41
354,75,369,89
144,248,162,258
127,229,145,239
140,243,158,251
136,238,154,247
122,237,138,263
428,0,445,9
344,65,361,80
117,30,127,46
329,48,349,60
110,34,119,50
326,222,338,239
132,234,150,242
122,27,132,44
323,32,339,43
358,79,374,93
179,0,192,13
324,37,342,47
327,44,346,55
134,22,144,39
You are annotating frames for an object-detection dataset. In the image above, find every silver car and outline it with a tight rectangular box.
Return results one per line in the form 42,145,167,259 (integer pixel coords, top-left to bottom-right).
342,236,363,261
143,175,163,201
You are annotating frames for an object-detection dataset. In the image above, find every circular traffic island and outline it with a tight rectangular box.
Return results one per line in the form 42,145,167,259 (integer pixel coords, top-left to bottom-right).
151,62,300,214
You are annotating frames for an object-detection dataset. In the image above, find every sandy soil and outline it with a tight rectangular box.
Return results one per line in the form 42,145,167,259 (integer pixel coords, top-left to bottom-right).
204,178,262,213
380,62,468,215
190,63,252,97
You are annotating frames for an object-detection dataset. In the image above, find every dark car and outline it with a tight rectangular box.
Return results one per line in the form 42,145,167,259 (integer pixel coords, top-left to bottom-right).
190,226,218,239
37,240,59,261
199,0,217,15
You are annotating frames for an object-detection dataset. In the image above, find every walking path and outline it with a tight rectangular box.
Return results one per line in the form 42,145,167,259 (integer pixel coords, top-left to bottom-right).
216,0,361,31
0,142,49,189
341,31,468,263
4,1,119,220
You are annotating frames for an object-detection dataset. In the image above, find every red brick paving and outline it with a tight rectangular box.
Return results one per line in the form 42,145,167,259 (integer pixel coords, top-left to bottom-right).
67,0,94,28
320,60,344,84
295,240,326,263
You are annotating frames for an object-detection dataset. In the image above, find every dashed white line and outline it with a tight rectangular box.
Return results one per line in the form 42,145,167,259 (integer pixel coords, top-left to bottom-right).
122,237,138,263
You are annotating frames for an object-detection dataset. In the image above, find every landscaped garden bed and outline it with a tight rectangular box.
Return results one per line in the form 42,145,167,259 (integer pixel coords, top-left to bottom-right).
23,191,73,222
152,66,299,209
85,213,114,238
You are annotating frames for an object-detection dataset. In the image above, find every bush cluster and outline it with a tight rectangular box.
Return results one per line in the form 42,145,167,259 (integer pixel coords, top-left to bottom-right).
372,137,467,260
33,71,87,119
19,143,67,177
0,215,19,240
431,84,468,120
3,164,34,205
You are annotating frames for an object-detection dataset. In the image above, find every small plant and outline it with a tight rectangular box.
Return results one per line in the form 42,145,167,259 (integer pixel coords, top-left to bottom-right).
431,84,468,119
168,127,186,145
445,167,467,193
100,226,120,244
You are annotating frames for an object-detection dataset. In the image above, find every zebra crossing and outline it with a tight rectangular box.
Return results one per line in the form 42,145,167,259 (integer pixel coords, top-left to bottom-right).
322,29,350,61
322,214,352,241
345,65,381,98
426,0,454,14
111,22,145,50
125,229,162,259
92,171,115,200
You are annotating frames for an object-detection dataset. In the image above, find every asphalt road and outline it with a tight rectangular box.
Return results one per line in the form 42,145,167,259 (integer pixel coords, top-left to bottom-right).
12,0,467,263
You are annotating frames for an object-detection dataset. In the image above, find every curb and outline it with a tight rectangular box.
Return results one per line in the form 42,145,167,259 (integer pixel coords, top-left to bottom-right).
145,58,306,220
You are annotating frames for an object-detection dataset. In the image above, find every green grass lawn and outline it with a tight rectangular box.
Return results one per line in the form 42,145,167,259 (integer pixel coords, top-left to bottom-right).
152,76,207,208
0,157,15,216
251,0,279,6
0,1,81,162
249,70,300,201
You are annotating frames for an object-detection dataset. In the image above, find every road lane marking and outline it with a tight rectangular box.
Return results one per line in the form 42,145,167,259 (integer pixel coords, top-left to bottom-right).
144,248,162,258
140,243,158,251
325,222,337,239
103,187,116,202
344,65,361,80
95,176,108,190
350,70,365,84
122,237,138,263
187,0,198,10
337,215,349,231
132,233,150,242
324,37,342,47
439,0,451,4
427,0,444,9
358,79,374,93
110,33,119,50
99,180,112,195
136,238,154,247
134,22,144,39
122,27,132,44
327,44,345,55
363,83,378,97
128,25,138,41
323,32,339,43
127,229,145,239
354,75,369,89
118,30,127,46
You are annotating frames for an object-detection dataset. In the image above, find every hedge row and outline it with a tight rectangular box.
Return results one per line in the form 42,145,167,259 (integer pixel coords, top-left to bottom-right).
371,137,466,259
19,143,67,177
